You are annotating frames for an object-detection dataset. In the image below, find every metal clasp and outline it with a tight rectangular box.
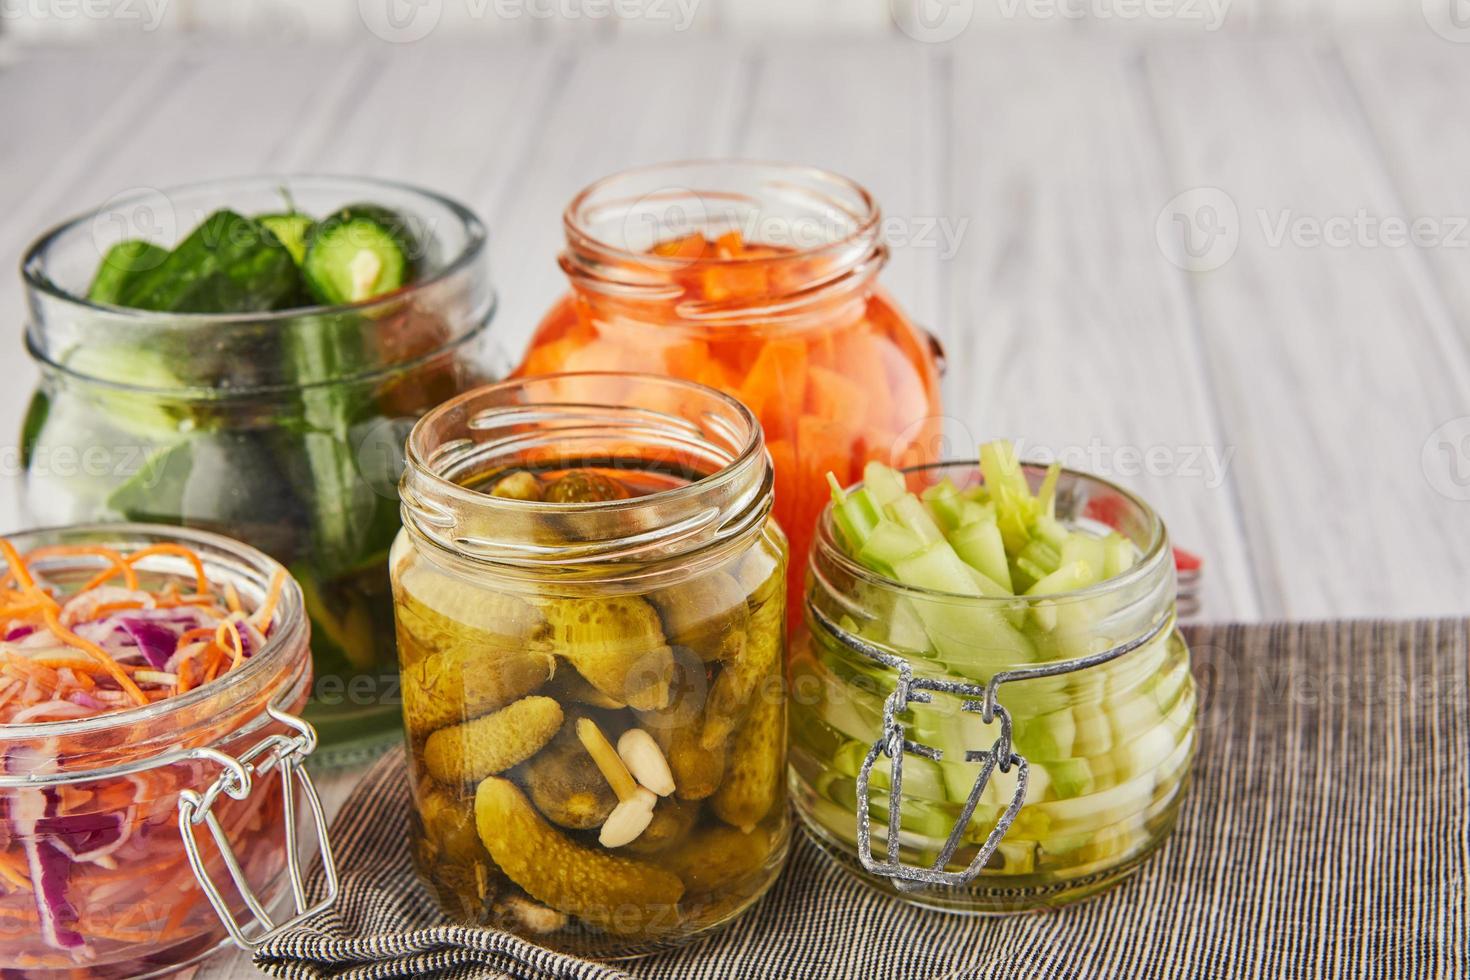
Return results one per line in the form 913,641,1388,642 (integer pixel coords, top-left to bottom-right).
811,603,1169,893
176,705,340,950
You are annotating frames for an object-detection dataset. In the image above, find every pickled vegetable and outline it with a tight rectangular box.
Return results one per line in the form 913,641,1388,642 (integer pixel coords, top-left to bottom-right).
395,465,789,949
401,645,555,735
711,682,785,833
423,696,564,784
474,777,685,937
790,443,1196,910
539,595,675,711
651,570,748,662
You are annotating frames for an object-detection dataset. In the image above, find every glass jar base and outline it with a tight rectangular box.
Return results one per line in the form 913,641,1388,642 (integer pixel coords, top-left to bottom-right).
417,819,793,961
796,810,1172,915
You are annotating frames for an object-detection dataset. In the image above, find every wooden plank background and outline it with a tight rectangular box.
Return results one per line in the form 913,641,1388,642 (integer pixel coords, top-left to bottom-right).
0,29,1467,976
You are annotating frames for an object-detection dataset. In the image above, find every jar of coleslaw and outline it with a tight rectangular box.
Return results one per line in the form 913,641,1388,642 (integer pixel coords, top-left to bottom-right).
0,524,336,978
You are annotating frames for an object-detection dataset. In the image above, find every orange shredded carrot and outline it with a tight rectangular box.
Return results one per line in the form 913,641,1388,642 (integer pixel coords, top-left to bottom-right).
41,609,148,706
123,544,209,593
253,568,287,628
217,617,245,670
87,599,149,618
0,539,37,591
175,627,218,647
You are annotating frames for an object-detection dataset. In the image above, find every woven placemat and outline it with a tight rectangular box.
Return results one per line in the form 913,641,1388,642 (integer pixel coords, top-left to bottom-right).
256,620,1469,979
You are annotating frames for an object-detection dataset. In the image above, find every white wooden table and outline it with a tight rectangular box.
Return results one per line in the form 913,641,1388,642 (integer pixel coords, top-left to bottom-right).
1,32,1468,978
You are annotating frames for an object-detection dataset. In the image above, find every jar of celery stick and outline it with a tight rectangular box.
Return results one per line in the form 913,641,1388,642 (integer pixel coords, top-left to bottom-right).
790,459,1196,913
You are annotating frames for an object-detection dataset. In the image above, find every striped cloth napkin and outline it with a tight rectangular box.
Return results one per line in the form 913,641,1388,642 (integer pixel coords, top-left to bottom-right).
256,620,1468,980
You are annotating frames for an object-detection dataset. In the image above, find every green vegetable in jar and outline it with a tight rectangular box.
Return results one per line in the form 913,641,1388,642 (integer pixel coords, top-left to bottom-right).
423,696,565,784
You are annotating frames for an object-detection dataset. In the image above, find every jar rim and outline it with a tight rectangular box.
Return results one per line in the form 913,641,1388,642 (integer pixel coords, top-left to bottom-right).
813,459,1172,604
401,372,770,570
22,173,488,324
0,522,308,747
563,159,881,269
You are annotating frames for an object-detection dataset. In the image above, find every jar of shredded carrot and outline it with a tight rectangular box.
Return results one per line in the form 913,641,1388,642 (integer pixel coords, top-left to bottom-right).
517,162,944,619
0,524,335,978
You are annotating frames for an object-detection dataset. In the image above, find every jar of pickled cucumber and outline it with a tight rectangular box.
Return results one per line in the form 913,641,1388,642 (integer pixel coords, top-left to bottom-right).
391,372,790,955
790,460,1196,913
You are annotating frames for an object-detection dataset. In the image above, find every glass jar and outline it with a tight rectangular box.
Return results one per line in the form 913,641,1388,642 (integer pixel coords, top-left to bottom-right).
392,372,789,957
0,523,333,978
18,176,498,764
790,462,1196,913
517,162,944,621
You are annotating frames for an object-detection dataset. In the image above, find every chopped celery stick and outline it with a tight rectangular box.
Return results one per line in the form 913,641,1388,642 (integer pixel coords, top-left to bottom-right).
828,473,880,550
1018,538,1061,577
921,479,966,532
885,494,945,545
1032,514,1070,552
1026,560,1094,597
1102,532,1138,578
964,566,1012,599
960,484,991,504
950,519,1013,592
1030,599,1059,633
1012,555,1049,591
1045,757,1096,799
980,440,1035,551
1061,535,1107,586
941,757,1051,807
892,544,1037,668
1014,708,1077,760
832,739,947,801
1071,703,1113,756
863,460,907,507
957,500,997,527
1035,461,1062,518
858,521,925,576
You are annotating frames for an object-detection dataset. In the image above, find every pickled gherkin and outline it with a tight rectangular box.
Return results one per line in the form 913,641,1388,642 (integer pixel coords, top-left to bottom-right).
711,680,785,833
538,595,676,711
474,777,685,936
651,570,749,662
423,696,564,784
544,470,630,503
402,645,555,735
702,594,783,749
518,715,618,830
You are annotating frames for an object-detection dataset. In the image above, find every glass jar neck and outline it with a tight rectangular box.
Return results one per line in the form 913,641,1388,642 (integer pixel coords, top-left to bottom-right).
807,462,1178,672
22,175,493,395
559,161,887,330
400,373,773,586
0,523,311,783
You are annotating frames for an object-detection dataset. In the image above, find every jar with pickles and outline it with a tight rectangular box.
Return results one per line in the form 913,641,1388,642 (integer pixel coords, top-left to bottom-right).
517,162,944,620
790,444,1196,912
391,373,790,955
